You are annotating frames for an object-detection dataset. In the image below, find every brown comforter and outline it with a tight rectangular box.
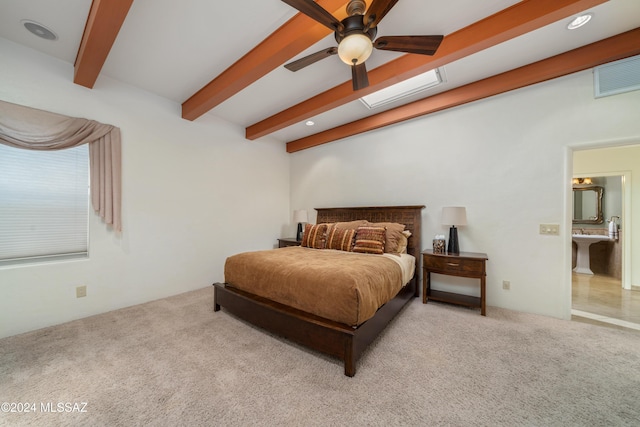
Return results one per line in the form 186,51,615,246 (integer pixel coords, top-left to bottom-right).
224,246,405,326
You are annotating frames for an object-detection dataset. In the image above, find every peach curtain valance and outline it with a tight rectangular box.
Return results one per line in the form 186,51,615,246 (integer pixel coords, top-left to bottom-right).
0,100,122,232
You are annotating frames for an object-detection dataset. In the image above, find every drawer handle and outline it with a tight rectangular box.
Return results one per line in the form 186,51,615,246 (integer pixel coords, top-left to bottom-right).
447,263,460,267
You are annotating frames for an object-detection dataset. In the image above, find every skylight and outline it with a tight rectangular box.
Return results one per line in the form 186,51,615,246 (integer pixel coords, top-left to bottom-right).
360,68,444,109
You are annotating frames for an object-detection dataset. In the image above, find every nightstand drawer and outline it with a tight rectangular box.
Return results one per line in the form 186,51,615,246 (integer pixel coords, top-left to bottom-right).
423,255,485,275
278,238,300,248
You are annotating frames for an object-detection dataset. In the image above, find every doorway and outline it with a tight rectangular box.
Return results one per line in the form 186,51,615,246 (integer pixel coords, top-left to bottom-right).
571,146,638,330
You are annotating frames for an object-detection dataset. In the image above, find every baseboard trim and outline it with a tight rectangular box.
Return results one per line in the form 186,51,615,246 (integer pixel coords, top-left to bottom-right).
572,309,640,331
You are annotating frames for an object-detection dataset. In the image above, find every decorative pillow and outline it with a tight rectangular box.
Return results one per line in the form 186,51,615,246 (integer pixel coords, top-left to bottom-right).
353,226,386,255
367,222,406,254
323,222,336,240
396,230,412,254
334,220,368,230
326,227,356,251
301,223,329,249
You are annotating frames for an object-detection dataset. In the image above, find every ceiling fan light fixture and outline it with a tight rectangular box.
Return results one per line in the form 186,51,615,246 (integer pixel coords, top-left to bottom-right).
337,33,373,66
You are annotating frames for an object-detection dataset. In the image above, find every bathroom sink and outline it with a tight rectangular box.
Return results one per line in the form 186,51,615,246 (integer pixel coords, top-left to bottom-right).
572,234,612,243
572,234,612,275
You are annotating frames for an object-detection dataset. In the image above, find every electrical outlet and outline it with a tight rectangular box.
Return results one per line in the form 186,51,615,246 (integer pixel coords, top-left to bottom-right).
539,224,560,235
76,285,87,298
502,280,511,290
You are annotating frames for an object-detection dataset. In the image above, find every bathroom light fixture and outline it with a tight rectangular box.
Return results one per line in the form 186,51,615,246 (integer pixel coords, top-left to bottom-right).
567,13,593,30
293,209,308,241
305,120,315,126
22,20,58,41
573,177,593,185
442,207,467,254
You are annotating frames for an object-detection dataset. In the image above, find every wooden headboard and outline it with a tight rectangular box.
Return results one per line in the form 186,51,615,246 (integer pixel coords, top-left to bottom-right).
315,205,425,263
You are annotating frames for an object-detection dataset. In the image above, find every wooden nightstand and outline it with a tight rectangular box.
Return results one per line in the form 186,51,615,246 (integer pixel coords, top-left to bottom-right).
278,238,300,248
422,249,489,315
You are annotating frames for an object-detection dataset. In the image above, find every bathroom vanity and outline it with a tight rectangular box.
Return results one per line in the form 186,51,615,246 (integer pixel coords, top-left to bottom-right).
572,233,612,275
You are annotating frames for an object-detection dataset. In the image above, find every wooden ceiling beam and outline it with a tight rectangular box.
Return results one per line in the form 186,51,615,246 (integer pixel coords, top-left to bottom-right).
181,0,352,121
74,0,134,88
286,27,640,153
247,0,608,140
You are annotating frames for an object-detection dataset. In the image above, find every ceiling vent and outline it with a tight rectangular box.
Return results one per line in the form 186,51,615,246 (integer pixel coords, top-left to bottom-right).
594,55,640,98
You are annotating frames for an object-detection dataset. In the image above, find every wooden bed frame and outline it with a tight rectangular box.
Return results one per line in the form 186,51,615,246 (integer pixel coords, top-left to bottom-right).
213,205,424,377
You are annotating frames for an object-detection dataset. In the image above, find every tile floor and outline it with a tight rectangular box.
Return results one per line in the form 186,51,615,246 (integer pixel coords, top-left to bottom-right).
572,272,640,331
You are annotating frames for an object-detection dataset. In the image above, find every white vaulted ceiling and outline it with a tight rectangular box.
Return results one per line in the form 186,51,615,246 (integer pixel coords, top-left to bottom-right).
0,0,639,151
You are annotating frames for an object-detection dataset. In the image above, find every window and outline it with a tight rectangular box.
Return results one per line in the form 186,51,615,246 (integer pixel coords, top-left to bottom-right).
0,144,89,265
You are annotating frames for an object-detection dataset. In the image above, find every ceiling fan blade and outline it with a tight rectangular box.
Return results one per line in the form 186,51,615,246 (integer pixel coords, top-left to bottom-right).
284,47,338,72
363,0,399,30
351,62,369,91
281,0,343,32
374,35,444,55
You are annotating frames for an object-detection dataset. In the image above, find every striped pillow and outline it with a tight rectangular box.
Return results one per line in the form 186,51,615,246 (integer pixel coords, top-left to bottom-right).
368,222,406,254
352,226,386,255
301,223,329,249
326,227,356,251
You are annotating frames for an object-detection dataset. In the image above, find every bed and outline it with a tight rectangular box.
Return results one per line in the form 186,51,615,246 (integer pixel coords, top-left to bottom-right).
213,205,424,376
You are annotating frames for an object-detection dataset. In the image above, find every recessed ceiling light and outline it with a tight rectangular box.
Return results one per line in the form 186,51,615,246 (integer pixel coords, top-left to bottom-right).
567,13,593,30
21,20,58,41
305,120,315,126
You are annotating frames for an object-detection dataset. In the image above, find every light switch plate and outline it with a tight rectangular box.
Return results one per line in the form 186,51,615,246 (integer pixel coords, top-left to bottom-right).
539,224,560,235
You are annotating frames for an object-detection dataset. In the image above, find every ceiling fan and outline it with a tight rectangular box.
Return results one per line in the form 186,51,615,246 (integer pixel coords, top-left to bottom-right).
282,0,444,91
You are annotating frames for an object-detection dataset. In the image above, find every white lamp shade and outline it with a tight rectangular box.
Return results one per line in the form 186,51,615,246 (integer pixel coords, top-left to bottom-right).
442,207,467,226
338,33,373,65
293,209,308,223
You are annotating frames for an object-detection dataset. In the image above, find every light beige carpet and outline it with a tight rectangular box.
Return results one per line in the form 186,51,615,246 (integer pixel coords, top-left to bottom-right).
1,287,639,426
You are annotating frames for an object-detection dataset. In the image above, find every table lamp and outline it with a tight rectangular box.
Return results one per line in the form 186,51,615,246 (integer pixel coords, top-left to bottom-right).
442,207,467,254
293,209,308,241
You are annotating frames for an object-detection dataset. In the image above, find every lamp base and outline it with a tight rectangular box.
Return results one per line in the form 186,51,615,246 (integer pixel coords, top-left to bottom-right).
447,226,459,254
296,223,303,241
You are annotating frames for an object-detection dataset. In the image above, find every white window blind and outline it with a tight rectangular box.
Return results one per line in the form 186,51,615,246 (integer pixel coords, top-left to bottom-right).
0,144,89,265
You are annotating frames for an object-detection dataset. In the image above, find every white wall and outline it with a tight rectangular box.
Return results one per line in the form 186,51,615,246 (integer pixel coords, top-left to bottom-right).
0,38,290,338
600,176,623,228
291,71,640,319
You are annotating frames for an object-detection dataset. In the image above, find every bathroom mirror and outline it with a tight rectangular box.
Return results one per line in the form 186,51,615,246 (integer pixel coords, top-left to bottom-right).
573,185,604,224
